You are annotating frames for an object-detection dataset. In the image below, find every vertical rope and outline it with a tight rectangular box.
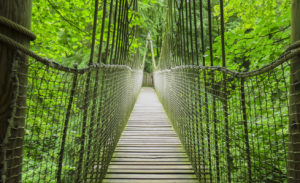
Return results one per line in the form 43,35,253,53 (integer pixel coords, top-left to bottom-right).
57,65,78,183
241,77,252,182
97,0,108,64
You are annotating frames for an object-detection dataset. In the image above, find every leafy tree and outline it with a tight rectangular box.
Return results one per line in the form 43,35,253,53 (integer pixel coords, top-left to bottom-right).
212,0,291,71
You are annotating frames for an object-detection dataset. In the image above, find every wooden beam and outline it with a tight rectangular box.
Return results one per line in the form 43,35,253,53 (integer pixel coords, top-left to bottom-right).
0,1,33,182
288,0,300,182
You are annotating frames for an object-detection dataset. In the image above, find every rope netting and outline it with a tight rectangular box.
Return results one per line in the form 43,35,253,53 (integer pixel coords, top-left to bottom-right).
154,0,300,182
155,64,289,182
1,0,143,182
21,59,142,183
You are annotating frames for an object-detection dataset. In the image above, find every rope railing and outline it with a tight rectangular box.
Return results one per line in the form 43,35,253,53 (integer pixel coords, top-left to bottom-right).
154,60,290,182
1,37,143,183
12,53,142,183
154,0,299,182
2,42,142,183
0,0,143,182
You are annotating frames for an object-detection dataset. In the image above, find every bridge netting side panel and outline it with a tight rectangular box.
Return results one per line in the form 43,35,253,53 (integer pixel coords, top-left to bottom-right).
154,0,299,182
0,0,143,182
20,58,142,183
155,64,289,182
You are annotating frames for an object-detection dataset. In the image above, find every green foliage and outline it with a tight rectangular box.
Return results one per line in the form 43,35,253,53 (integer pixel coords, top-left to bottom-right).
31,0,94,66
156,0,291,182
211,0,291,71
137,0,167,72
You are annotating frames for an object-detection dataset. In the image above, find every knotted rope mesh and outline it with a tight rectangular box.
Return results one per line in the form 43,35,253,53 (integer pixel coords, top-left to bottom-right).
155,64,289,182
154,0,299,182
1,0,143,182
20,60,142,183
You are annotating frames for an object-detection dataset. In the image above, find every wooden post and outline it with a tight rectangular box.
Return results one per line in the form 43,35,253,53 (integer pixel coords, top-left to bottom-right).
0,1,33,182
289,1,300,182
289,0,300,182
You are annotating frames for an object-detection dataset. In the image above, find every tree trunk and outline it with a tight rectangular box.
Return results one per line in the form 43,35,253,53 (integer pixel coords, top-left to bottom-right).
0,1,33,182
288,1,300,182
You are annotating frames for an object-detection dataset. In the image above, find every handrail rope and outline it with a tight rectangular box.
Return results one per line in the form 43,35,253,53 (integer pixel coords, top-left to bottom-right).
155,40,300,78
0,32,137,74
0,16,36,41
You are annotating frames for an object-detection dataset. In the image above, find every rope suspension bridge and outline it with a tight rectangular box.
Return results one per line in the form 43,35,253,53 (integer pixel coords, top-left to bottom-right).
0,0,300,183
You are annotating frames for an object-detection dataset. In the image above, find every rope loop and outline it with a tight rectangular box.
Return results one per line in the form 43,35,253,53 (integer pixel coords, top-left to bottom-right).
0,16,36,41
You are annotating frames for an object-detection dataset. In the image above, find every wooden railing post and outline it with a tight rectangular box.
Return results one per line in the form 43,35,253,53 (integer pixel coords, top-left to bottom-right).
0,1,33,182
288,1,300,182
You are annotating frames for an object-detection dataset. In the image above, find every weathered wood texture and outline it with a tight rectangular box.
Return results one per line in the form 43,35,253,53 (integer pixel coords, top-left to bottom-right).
103,87,198,183
288,1,300,182
0,1,32,182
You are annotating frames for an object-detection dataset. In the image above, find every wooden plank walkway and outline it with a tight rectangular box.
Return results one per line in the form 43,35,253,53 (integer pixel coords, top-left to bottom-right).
103,87,198,183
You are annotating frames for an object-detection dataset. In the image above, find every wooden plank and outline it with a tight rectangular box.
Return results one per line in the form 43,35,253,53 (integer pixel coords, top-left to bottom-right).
127,121,171,124
115,149,185,152
118,140,181,143
119,136,178,139
110,161,190,165
113,155,188,159
115,149,185,153
103,88,198,182
119,137,179,140
121,131,176,134
114,152,186,155
108,165,193,169
111,158,190,162
107,169,195,173
124,128,173,130
105,173,197,179
116,142,183,145
121,134,177,136
103,179,199,183
116,144,182,147
115,150,184,153
115,146,184,149
119,138,179,141
125,124,172,126
120,134,177,137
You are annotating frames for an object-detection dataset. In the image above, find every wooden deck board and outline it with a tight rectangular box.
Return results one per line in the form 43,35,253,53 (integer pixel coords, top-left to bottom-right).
103,87,198,183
